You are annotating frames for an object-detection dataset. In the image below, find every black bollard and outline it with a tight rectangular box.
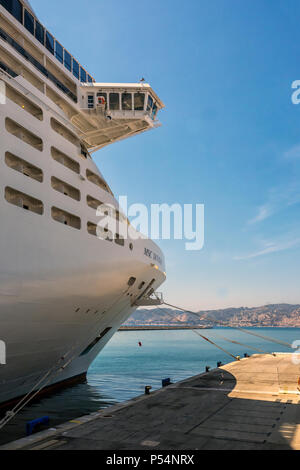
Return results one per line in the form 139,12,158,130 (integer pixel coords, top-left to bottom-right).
145,386,152,395
206,366,210,373
162,378,171,388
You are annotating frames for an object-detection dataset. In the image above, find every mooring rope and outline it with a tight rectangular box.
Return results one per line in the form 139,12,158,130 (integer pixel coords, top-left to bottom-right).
156,306,240,360
192,330,240,361
217,335,276,355
162,302,293,349
233,327,292,349
0,282,135,431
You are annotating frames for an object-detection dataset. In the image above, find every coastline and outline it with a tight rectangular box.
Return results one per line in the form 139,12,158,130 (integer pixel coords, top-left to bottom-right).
119,325,212,331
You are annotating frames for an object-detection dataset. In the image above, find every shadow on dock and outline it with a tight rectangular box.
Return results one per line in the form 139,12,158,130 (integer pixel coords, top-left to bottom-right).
2,354,300,450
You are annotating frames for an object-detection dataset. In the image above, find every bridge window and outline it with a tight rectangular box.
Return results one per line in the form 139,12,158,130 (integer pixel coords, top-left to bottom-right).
147,95,153,112
5,152,43,183
5,187,43,215
35,21,45,45
109,93,120,111
24,9,34,35
55,42,64,64
122,93,132,111
72,59,79,79
152,104,158,119
52,207,81,230
88,75,93,83
46,31,54,55
134,93,145,111
64,50,71,72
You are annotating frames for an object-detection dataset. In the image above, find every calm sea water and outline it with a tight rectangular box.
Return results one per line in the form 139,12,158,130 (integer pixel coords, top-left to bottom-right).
0,327,299,445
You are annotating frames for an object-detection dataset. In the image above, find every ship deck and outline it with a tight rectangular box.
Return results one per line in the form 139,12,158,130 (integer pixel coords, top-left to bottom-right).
2,353,300,450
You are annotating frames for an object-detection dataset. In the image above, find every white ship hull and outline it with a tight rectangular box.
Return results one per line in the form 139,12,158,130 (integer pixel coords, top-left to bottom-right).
0,0,166,406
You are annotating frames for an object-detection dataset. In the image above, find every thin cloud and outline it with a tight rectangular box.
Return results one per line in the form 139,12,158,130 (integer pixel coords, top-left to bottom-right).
248,204,273,224
284,144,300,161
234,236,300,261
248,182,300,225
248,144,300,225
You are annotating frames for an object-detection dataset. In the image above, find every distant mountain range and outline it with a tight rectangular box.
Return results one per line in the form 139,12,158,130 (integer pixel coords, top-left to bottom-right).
123,304,300,327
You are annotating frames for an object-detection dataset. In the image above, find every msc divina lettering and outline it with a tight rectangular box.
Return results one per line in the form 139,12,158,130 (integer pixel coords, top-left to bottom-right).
0,0,166,406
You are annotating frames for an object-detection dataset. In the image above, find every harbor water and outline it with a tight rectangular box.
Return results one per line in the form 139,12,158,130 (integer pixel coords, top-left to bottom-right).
0,327,299,445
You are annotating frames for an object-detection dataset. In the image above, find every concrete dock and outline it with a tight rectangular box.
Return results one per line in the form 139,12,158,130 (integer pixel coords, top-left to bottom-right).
2,353,300,450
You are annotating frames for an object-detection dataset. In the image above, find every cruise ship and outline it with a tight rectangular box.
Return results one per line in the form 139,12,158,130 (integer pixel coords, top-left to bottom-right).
0,0,166,407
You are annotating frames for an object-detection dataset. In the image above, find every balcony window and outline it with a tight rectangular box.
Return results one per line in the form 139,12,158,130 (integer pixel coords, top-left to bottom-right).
52,207,81,230
51,177,80,201
64,50,71,72
122,93,132,111
72,59,79,79
6,118,43,151
24,9,34,35
87,195,102,210
115,234,125,247
109,93,120,111
5,152,43,183
51,118,79,147
35,21,45,45
86,169,111,193
46,31,54,55
51,147,80,174
87,222,97,237
5,187,43,215
134,93,145,111
55,42,64,64
80,67,87,83
3,0,23,23
6,84,43,120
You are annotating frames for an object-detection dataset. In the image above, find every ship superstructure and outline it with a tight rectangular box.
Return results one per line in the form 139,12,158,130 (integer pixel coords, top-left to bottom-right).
0,0,166,406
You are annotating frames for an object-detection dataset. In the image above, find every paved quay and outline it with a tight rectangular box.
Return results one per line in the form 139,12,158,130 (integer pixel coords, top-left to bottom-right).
2,353,300,450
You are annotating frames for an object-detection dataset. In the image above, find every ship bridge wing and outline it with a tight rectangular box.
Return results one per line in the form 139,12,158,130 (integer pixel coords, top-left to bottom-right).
71,83,165,152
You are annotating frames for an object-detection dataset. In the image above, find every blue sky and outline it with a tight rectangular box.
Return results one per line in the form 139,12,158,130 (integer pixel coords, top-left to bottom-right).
32,0,300,310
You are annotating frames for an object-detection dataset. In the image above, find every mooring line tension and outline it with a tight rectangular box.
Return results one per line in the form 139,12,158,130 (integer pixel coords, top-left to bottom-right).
192,330,240,361
233,327,292,349
156,306,240,360
162,301,292,350
217,335,276,356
